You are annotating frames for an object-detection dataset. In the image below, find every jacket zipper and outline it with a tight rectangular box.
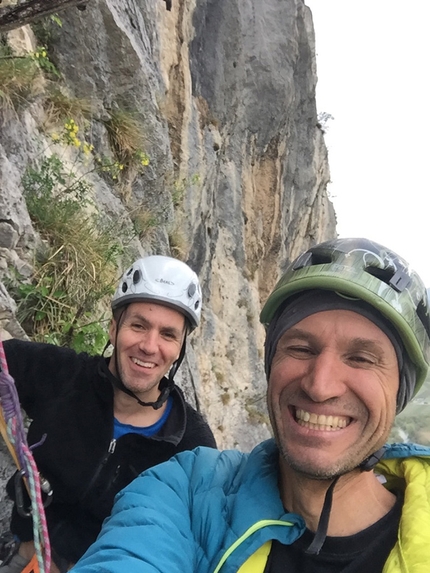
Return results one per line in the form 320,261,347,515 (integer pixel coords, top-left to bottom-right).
79,438,117,502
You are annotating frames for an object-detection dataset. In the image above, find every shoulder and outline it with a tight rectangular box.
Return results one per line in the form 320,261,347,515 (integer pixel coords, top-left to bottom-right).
3,338,90,363
377,442,430,484
3,338,101,392
383,442,430,459
125,439,278,499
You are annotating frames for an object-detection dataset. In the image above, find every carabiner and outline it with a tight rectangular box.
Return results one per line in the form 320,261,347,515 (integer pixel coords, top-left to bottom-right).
14,470,53,517
14,469,31,518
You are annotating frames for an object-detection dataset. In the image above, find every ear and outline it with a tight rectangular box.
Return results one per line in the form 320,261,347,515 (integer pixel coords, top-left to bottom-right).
108,318,117,346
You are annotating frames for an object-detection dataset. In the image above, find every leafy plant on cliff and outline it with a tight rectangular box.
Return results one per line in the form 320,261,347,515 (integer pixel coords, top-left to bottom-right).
7,154,124,353
31,13,63,48
32,45,60,78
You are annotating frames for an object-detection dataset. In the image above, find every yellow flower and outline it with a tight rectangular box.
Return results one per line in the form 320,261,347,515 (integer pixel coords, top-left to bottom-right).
51,133,60,142
83,143,94,155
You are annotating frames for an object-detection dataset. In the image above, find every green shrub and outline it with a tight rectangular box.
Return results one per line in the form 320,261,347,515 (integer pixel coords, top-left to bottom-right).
8,154,123,353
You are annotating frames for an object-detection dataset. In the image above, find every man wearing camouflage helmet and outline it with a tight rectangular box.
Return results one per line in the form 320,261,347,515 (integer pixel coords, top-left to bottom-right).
0,256,216,573
72,238,430,573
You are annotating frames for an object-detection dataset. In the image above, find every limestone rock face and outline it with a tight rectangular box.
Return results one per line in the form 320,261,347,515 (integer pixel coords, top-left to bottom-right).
0,0,335,529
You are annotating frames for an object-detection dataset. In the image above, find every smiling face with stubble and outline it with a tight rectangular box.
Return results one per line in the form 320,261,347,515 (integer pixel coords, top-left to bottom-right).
267,309,399,480
108,301,186,403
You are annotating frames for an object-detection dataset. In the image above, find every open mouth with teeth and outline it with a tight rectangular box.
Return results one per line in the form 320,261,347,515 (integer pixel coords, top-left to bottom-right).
132,357,155,368
295,408,350,431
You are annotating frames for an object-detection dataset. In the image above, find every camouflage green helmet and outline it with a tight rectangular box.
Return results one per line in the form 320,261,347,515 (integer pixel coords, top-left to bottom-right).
260,237,430,396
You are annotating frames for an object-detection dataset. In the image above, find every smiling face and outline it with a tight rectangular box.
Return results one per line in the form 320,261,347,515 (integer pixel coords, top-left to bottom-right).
108,302,186,402
267,309,399,480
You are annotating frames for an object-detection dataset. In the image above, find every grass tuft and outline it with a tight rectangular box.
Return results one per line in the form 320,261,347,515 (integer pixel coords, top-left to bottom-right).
103,109,149,167
43,86,94,128
7,154,122,353
0,44,43,110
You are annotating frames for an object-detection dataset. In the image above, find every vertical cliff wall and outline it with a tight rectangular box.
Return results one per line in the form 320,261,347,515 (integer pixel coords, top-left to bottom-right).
0,0,335,523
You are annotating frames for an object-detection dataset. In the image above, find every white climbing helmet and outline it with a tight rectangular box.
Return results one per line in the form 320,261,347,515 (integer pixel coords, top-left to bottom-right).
111,255,202,330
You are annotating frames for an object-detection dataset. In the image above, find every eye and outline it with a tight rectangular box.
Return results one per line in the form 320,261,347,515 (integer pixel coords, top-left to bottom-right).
347,354,376,366
161,330,179,341
286,345,314,358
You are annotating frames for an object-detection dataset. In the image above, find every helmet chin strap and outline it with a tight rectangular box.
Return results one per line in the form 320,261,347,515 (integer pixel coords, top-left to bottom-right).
305,446,387,555
100,314,187,410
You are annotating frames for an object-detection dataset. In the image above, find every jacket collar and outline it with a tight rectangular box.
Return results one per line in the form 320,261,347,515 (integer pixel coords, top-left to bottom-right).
96,357,187,445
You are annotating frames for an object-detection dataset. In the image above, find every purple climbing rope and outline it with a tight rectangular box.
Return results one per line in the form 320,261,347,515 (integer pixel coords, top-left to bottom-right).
0,348,27,470
0,340,51,573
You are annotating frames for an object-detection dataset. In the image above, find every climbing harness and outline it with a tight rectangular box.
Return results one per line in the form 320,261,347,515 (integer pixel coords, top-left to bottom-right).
0,340,51,573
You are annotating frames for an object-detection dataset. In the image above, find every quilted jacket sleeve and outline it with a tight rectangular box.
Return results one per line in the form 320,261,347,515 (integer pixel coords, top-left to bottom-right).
70,446,230,573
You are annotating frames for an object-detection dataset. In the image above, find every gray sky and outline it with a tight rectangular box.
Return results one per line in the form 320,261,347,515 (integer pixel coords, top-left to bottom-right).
305,1,430,286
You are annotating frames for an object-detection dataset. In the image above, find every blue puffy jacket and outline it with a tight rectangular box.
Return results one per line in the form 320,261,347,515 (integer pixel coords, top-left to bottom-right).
71,439,430,573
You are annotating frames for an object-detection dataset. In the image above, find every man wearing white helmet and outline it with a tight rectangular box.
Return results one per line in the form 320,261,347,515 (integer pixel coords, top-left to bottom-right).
72,238,430,573
0,256,216,573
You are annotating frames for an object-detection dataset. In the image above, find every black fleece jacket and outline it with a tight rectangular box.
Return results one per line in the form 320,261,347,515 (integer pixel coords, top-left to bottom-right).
3,339,216,563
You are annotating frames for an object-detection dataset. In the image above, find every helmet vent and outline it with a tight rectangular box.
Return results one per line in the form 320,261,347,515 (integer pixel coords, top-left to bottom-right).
365,267,411,293
133,270,141,284
121,282,128,293
187,283,196,297
292,251,332,271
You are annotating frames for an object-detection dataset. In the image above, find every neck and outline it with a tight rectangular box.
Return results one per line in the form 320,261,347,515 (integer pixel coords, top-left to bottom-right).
279,459,396,536
113,386,167,427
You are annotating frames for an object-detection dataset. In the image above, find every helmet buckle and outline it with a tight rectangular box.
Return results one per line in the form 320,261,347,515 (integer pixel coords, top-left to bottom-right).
389,269,411,293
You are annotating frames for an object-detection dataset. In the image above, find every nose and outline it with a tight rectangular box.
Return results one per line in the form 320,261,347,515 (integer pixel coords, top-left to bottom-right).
301,350,347,402
138,329,159,355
